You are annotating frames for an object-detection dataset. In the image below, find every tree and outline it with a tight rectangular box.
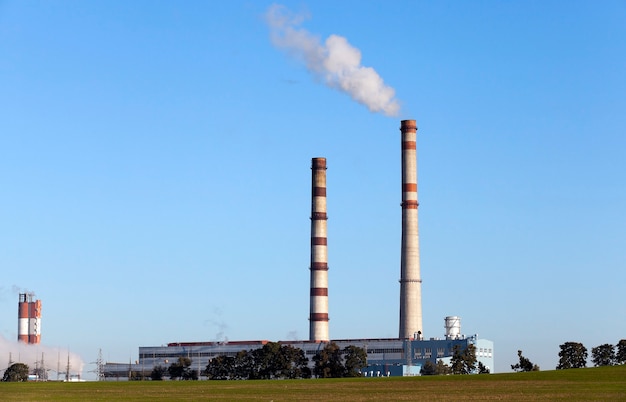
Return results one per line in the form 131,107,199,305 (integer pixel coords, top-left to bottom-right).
557,342,587,369
313,342,343,378
204,344,311,380
450,344,477,374
233,350,256,380
477,361,490,374
204,355,235,380
281,345,311,379
343,346,367,377
435,359,451,375
253,342,286,379
462,344,477,374
616,340,626,365
591,344,615,367
150,365,167,380
511,350,540,372
420,360,436,375
3,363,29,382
450,345,464,374
168,357,195,380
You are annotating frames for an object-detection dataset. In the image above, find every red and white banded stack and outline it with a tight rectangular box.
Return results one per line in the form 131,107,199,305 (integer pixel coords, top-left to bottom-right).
29,298,42,344
309,157,329,342
399,120,423,340
18,294,29,343
17,293,41,344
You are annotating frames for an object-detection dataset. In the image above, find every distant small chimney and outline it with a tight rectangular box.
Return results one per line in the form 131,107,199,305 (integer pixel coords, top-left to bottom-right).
18,293,41,344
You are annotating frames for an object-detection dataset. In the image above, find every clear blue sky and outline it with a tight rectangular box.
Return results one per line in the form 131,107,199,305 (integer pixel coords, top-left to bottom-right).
1,1,625,378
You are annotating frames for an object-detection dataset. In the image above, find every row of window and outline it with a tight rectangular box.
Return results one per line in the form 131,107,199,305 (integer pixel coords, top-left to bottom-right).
367,348,403,355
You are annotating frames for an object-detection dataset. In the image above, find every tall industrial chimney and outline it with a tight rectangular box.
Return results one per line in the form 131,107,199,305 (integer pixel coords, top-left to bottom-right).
399,120,423,339
18,294,29,343
18,293,41,344
29,298,42,344
309,157,329,342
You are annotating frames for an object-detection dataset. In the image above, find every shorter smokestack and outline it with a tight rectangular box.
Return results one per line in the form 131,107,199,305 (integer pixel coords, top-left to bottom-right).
18,293,41,344
29,299,42,344
18,294,29,343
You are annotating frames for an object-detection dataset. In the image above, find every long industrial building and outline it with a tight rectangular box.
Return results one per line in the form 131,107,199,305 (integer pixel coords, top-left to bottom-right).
104,319,493,379
103,120,494,379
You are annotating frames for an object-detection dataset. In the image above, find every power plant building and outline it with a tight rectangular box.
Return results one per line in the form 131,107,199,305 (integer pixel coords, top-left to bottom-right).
103,320,494,379
102,120,494,379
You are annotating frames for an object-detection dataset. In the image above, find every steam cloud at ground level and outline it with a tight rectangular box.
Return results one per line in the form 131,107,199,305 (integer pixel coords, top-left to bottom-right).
0,336,84,379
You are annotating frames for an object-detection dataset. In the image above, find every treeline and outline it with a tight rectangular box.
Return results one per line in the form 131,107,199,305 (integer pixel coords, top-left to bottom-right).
420,344,490,375
510,339,626,372
149,342,367,380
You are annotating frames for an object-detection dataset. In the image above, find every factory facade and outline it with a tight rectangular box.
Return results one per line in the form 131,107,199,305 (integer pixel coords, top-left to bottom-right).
102,120,494,379
103,328,494,379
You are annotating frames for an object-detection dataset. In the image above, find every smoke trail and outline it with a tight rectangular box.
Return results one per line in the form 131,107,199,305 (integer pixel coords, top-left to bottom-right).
0,335,84,380
265,4,400,117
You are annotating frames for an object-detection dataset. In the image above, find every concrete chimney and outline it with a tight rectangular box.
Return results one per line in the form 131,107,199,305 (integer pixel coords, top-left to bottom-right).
309,157,329,342
399,120,423,339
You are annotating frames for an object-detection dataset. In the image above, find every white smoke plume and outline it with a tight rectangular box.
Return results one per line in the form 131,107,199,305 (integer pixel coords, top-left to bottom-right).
0,336,84,380
265,4,400,117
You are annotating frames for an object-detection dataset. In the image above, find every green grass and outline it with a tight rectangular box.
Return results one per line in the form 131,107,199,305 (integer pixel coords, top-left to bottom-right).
1,365,625,401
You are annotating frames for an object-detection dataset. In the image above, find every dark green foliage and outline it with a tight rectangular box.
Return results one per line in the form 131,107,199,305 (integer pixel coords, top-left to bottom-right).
313,342,344,378
167,357,197,380
616,340,626,365
203,342,365,380
204,355,235,380
150,365,166,380
435,359,451,375
3,363,29,382
591,344,615,367
477,361,490,374
343,345,367,377
557,342,588,369
233,350,256,380
204,342,311,380
450,344,477,374
282,345,311,379
511,350,540,372
420,360,436,375
450,345,464,374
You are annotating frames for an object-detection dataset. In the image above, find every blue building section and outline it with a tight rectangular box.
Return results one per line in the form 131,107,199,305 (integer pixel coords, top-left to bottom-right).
361,336,494,376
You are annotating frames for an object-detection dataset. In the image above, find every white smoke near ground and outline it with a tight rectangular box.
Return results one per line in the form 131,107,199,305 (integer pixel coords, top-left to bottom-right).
0,335,84,380
265,4,401,117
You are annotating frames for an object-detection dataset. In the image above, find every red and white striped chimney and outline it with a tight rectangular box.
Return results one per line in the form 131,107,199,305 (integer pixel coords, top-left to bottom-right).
309,157,329,342
18,293,41,344
18,293,29,343
399,120,423,339
28,298,42,344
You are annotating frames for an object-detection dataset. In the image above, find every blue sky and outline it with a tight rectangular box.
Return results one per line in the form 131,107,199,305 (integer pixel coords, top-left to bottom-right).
1,1,624,377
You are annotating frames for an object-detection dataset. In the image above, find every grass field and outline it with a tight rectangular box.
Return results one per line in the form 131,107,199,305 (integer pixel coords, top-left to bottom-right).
1,365,625,401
